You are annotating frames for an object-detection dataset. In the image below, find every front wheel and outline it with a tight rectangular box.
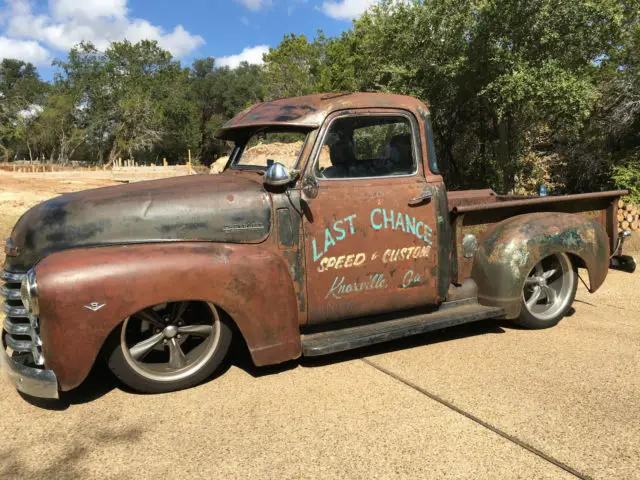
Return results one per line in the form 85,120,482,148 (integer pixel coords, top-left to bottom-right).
107,301,232,393
515,253,577,329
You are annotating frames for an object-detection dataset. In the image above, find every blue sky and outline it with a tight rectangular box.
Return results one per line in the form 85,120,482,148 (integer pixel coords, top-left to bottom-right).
0,0,375,80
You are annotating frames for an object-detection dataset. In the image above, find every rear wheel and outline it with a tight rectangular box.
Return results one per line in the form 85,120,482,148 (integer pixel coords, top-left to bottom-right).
515,253,577,329
107,301,232,393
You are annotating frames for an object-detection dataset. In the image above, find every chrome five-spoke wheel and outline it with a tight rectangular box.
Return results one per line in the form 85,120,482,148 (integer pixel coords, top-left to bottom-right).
107,301,232,393
516,253,577,329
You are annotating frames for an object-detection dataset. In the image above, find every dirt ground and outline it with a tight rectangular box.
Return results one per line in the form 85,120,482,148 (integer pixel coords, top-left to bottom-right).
1,171,640,479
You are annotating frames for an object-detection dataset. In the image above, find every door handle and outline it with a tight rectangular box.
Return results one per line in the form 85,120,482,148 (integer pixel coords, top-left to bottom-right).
408,192,432,206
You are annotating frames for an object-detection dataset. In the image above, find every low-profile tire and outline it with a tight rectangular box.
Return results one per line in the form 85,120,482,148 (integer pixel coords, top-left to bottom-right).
107,301,232,394
514,252,578,329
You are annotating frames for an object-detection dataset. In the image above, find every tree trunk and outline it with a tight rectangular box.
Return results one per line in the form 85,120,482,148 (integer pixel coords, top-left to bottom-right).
0,143,8,163
105,143,120,168
491,110,513,193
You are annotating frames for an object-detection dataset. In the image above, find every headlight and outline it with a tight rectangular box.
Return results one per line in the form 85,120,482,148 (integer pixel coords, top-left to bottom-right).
20,269,39,316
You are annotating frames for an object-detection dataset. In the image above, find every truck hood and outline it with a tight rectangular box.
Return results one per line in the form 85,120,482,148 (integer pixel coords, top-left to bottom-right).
5,172,271,271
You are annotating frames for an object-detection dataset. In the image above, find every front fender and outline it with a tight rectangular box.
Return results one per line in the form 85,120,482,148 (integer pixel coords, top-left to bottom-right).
471,212,609,318
35,242,301,391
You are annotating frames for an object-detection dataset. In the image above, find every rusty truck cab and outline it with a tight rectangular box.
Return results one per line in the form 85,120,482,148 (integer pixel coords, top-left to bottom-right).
216,92,452,326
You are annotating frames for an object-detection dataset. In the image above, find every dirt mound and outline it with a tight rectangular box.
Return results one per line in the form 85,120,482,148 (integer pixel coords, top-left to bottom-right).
210,141,331,174
245,141,303,160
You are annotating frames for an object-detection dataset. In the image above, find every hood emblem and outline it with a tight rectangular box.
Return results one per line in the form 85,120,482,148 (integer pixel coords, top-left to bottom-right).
84,302,106,312
223,222,265,232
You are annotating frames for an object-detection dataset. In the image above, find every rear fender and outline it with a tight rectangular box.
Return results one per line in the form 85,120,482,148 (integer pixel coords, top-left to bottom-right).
471,212,609,318
35,242,301,391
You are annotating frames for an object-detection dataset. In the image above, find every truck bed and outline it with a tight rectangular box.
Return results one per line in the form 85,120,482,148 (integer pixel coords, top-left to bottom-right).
448,189,626,284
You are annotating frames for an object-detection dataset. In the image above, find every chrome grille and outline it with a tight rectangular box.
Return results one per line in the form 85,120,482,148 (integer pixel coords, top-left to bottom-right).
1,269,44,366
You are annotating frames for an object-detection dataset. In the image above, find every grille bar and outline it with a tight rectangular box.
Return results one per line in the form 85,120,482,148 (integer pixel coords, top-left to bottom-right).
5,335,32,353
3,302,28,318
0,284,21,300
1,270,25,282
2,317,31,335
2,268,44,366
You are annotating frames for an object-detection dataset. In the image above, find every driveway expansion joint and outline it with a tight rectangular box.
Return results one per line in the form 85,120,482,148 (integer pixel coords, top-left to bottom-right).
361,358,592,480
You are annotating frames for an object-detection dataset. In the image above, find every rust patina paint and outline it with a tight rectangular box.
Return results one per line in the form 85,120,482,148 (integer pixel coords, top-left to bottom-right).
450,193,621,285
471,212,610,318
35,242,301,391
216,92,434,138
291,100,447,324
5,173,272,272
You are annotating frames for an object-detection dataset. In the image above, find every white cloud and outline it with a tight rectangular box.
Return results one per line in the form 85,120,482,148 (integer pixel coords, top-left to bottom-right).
53,0,128,20
2,0,204,60
217,45,269,68
0,36,50,64
321,0,377,20
235,0,272,11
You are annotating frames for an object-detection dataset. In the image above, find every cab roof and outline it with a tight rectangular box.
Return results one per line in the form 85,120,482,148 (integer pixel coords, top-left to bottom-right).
215,92,431,139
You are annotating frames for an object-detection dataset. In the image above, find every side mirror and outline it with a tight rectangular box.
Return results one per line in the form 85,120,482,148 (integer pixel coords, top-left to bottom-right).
264,162,298,187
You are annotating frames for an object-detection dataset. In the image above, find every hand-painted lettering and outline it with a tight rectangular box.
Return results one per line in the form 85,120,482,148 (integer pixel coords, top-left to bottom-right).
325,274,388,300
324,228,336,250
333,220,346,241
405,215,416,235
369,208,433,245
382,245,431,263
313,209,432,264
312,238,324,262
312,214,359,261
395,211,405,231
317,252,366,272
344,254,355,268
344,214,357,235
383,209,395,230
371,209,383,230
402,270,421,288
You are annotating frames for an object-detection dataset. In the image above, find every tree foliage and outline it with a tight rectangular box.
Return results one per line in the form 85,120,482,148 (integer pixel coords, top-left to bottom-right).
2,0,640,194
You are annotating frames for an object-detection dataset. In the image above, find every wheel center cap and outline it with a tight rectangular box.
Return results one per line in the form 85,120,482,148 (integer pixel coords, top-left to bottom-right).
163,325,178,338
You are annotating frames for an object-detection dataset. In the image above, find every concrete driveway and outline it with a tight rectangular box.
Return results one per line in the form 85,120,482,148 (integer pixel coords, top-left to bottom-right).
1,268,638,479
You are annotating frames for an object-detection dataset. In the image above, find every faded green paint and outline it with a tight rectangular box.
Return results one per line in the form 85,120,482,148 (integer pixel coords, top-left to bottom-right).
472,212,609,318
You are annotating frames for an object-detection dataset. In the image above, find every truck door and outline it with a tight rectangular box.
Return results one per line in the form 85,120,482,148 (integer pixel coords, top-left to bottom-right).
302,110,440,325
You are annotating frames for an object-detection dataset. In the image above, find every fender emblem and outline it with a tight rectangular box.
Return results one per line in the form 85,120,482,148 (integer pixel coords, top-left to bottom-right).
84,302,106,312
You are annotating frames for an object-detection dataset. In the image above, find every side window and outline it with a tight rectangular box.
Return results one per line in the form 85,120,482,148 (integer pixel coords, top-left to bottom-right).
315,116,416,179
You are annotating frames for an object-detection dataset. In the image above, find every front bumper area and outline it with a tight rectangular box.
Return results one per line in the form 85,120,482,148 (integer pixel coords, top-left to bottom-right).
0,347,59,399
2,267,58,399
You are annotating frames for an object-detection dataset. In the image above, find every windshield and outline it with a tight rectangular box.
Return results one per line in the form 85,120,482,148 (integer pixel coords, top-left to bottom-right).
230,129,308,170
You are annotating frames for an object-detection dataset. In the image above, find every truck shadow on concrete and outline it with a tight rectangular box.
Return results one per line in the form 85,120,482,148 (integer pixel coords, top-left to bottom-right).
22,356,236,410
23,308,575,409
232,307,575,377
19,360,121,410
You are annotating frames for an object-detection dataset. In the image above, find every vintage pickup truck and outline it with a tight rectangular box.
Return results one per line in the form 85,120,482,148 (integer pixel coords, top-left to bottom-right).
1,93,636,399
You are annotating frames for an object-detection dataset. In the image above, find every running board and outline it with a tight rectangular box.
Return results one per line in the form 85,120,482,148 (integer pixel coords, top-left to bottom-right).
301,300,505,357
